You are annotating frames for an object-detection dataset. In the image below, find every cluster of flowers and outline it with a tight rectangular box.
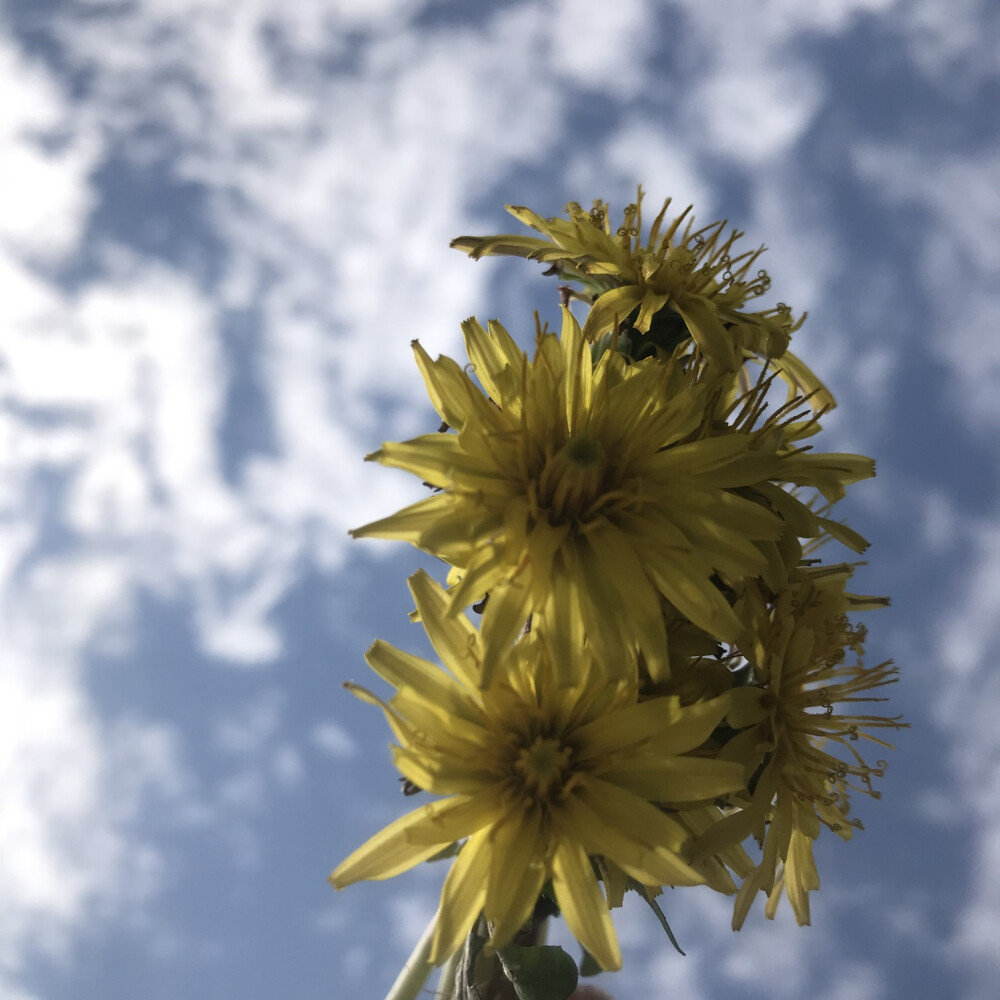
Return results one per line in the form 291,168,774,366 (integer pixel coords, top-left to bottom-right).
330,191,903,997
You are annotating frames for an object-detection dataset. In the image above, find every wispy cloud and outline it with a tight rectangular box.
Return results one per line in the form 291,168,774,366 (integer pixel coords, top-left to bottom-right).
1,1,995,997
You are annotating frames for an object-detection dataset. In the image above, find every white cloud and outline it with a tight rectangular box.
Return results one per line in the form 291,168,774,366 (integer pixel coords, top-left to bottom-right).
891,0,1000,93
568,121,713,215
389,891,437,951
918,489,960,553
658,0,903,166
2,256,300,663
2,7,622,981
921,518,1000,992
677,0,896,44
547,0,657,97
0,652,184,973
687,59,822,165
214,692,283,754
311,721,360,760
851,142,1000,429
0,39,100,260
270,744,304,787
212,693,306,813
818,963,886,1000
0,978,42,1000
3,2,988,998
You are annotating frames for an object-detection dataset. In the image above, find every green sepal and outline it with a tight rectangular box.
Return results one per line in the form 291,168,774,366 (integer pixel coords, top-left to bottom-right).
578,947,603,978
627,878,686,955
497,944,579,1000
425,840,462,863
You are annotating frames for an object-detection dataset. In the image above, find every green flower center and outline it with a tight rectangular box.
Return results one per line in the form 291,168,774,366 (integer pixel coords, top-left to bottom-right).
513,735,572,800
538,434,608,524
563,435,603,466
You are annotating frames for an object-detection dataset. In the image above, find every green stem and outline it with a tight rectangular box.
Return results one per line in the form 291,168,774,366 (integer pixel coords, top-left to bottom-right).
384,911,437,1000
434,947,462,1000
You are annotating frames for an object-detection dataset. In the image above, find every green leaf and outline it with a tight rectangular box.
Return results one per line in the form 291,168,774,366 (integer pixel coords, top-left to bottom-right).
627,879,686,956
578,947,603,978
497,944,579,1000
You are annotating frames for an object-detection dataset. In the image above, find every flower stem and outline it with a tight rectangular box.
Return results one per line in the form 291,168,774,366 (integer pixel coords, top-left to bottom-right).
383,911,437,1000
434,947,462,1000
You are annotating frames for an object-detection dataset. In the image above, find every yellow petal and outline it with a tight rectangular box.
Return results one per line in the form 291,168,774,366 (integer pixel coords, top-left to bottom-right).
447,544,509,614
816,514,870,554
350,491,464,544
726,687,769,729
412,341,475,431
365,639,474,723
731,865,769,931
777,452,876,503
783,822,820,926
391,745,493,797
560,305,590,428
597,857,629,909
689,805,763,864
430,828,492,964
555,781,702,886
484,807,547,947
462,317,511,403
601,756,746,802
673,295,737,369
407,570,483,691
450,232,554,260
583,526,669,680
551,838,622,971
403,789,501,846
643,552,743,642
478,578,532,688
373,435,466,488
330,796,479,887
580,286,645,342
772,348,836,412
538,567,588,688
526,521,571,606
576,694,729,761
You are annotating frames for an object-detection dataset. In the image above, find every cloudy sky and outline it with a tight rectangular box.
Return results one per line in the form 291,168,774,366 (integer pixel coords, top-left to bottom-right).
1,1,998,998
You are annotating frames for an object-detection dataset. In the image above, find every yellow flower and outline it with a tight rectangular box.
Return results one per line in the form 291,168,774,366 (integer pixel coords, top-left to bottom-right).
351,307,874,683
452,189,832,408
329,571,746,970
696,566,904,928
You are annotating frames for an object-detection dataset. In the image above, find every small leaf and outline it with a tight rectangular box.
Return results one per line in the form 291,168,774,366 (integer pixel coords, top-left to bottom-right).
578,947,603,978
627,879,686,956
497,944,579,1000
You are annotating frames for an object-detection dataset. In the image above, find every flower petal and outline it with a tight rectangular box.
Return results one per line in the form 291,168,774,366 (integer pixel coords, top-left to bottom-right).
330,796,481,887
601,755,746,802
407,570,483,691
484,807,547,947
430,828,492,964
552,838,622,971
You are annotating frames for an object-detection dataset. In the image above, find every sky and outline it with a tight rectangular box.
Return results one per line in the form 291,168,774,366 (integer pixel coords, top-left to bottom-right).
1,1,998,998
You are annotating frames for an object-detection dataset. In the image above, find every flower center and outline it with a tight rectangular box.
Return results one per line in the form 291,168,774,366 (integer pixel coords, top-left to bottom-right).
537,434,607,524
513,735,572,800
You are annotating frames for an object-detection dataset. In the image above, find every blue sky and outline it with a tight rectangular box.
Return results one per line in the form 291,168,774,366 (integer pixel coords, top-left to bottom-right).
1,1,998,998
